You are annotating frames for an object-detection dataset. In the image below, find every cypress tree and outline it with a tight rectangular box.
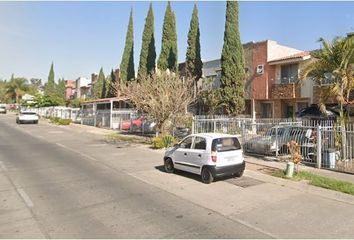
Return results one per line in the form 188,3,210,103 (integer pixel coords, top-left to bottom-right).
57,78,66,100
186,4,203,86
101,75,107,99
120,9,135,82
220,1,245,115
157,1,178,72
107,69,117,98
44,62,56,96
138,3,156,78
93,68,105,99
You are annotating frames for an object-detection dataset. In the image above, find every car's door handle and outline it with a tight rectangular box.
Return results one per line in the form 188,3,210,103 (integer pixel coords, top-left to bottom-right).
184,153,187,156
198,154,202,157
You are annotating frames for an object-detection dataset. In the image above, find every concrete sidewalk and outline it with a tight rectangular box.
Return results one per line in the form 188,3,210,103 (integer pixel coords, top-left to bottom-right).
245,154,354,184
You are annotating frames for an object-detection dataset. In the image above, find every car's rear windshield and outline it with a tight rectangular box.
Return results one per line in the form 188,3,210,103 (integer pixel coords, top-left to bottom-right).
212,137,241,152
21,112,37,115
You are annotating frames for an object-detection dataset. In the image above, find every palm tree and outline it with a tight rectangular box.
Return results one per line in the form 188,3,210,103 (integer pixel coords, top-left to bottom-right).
5,77,28,103
301,36,354,160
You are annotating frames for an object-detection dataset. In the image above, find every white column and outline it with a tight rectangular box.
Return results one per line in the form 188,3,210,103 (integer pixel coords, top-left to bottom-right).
110,100,113,129
93,103,97,127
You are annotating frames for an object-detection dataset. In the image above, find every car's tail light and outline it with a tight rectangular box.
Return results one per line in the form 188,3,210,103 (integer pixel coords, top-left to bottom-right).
211,151,217,162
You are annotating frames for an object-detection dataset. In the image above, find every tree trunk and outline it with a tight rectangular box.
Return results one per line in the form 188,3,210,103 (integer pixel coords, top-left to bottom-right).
340,98,347,161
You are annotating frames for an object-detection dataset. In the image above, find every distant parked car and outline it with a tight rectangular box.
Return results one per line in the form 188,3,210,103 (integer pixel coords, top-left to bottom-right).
0,104,6,114
296,104,338,120
16,111,39,124
173,127,190,139
122,116,144,131
244,125,313,155
163,133,245,184
142,120,156,134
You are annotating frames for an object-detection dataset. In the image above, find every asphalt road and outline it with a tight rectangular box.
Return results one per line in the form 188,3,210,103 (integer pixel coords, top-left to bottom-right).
0,114,270,239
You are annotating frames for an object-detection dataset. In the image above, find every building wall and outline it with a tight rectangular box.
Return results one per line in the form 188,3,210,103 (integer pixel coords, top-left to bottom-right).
247,41,269,100
267,40,302,62
65,80,74,100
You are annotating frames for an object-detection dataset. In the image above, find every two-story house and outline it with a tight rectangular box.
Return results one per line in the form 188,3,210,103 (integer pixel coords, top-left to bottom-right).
183,40,314,118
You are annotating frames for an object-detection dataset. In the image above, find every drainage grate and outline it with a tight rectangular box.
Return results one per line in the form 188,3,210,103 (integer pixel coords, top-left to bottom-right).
226,176,264,188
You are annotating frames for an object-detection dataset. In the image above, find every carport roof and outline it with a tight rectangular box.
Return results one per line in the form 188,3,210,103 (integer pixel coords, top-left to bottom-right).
82,97,130,104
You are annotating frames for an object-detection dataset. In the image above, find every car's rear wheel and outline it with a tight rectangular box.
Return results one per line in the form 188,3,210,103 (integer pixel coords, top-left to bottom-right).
234,170,244,178
164,158,174,173
34,120,38,124
201,167,214,184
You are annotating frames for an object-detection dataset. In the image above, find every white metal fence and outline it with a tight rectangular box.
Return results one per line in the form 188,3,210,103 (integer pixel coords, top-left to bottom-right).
192,116,354,174
25,106,81,123
24,106,157,135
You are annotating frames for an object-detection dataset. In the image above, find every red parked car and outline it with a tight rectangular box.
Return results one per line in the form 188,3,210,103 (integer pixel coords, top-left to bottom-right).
122,116,144,130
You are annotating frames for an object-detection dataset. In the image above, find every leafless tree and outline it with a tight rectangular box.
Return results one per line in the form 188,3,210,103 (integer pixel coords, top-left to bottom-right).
120,70,195,135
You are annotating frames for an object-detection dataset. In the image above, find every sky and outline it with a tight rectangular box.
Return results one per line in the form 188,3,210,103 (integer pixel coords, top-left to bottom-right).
0,1,353,83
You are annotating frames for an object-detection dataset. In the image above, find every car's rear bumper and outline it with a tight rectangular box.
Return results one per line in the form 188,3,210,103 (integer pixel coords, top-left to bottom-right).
19,119,38,123
208,162,245,177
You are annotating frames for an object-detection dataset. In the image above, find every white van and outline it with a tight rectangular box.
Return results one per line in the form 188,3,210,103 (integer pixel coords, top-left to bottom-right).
164,133,245,184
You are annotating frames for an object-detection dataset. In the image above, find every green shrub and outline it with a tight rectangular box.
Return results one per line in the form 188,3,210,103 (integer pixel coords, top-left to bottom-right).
50,117,71,125
152,135,177,149
58,119,72,125
50,117,61,124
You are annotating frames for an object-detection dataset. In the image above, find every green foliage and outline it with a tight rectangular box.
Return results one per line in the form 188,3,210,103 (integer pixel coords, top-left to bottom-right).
50,117,72,125
152,135,177,149
105,133,151,145
27,78,42,95
102,74,108,99
44,62,56,96
3,77,29,103
57,78,66,101
186,4,203,82
138,3,156,79
198,78,222,114
120,9,135,82
301,36,354,119
42,63,66,105
68,98,83,108
220,1,246,115
107,69,117,98
157,2,178,72
92,68,105,99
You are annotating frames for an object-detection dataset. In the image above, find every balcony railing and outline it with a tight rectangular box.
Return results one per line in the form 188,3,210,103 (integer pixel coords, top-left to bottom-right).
271,78,301,99
278,76,299,84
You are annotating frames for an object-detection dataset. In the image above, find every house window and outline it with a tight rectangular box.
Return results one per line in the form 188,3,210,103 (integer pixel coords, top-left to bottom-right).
261,103,273,118
281,63,299,83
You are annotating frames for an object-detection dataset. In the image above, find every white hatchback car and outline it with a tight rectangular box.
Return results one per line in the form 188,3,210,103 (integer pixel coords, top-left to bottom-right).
16,111,39,124
164,133,245,184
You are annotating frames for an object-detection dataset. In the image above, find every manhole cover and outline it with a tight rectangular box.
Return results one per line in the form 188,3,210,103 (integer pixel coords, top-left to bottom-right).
226,176,264,188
